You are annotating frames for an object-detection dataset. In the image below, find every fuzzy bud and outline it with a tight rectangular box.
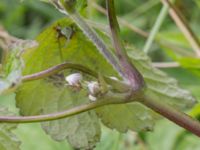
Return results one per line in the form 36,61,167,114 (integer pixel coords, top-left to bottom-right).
65,73,82,86
87,81,100,95
88,94,97,102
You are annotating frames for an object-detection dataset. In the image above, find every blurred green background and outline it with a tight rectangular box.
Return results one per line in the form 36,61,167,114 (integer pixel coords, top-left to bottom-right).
1,0,200,149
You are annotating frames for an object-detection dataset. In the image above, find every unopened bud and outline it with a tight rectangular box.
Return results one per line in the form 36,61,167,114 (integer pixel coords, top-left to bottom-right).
109,76,118,81
88,94,97,102
65,73,82,86
87,81,100,95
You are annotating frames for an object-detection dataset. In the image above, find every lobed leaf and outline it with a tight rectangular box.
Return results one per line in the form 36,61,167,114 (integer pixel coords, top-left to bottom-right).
16,17,196,148
16,18,108,149
96,46,196,132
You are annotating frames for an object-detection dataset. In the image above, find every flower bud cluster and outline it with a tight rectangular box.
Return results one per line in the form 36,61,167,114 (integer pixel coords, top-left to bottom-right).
65,73,82,87
65,73,117,102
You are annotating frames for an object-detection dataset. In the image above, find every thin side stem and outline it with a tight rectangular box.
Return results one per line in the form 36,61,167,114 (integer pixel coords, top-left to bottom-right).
22,62,130,92
141,94,200,137
92,3,197,57
106,0,145,90
22,62,97,82
0,101,105,123
162,0,200,57
0,92,131,123
92,3,148,38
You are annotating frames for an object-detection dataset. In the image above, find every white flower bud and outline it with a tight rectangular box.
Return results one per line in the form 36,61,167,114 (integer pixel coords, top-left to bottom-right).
109,76,119,81
65,73,82,86
88,94,97,102
87,81,100,95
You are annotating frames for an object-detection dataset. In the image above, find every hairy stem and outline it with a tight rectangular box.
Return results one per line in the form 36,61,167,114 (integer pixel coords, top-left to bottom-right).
22,62,130,92
22,62,97,82
106,0,145,90
58,0,124,77
70,12,124,76
92,2,148,38
92,3,197,57
106,0,200,137
0,92,131,123
141,94,200,137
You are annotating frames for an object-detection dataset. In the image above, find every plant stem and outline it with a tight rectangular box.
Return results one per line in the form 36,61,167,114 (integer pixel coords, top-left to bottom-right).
22,62,130,92
106,0,200,137
106,0,145,90
140,93,200,137
22,62,97,82
70,12,124,76
92,3,197,57
92,3,148,38
57,0,124,77
0,92,131,123
161,0,200,57
143,4,169,53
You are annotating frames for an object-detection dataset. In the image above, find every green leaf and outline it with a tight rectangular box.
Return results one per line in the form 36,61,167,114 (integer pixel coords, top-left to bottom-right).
14,123,73,150
0,40,37,95
0,107,20,150
16,17,195,148
16,18,111,149
163,68,200,103
127,48,196,109
96,103,156,132
96,46,195,132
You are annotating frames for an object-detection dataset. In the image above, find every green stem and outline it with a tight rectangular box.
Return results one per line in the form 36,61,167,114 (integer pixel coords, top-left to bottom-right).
92,3,148,38
141,93,200,137
0,92,131,123
58,0,124,77
106,0,145,90
143,3,169,53
22,62,97,82
22,62,130,92
72,13,124,77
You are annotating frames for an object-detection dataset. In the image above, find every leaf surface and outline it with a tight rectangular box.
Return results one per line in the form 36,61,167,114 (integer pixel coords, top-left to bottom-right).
95,46,196,132
0,107,20,150
16,18,196,146
16,19,104,149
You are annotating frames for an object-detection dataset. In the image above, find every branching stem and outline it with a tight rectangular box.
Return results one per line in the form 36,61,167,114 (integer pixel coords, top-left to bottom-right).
106,0,145,90
58,0,124,77
106,0,200,137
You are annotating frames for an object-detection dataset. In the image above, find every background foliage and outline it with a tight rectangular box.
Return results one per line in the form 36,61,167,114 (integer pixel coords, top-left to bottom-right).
0,0,200,149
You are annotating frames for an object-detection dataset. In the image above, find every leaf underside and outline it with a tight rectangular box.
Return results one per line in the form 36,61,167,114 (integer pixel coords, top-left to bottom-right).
16,18,195,148
0,107,20,150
